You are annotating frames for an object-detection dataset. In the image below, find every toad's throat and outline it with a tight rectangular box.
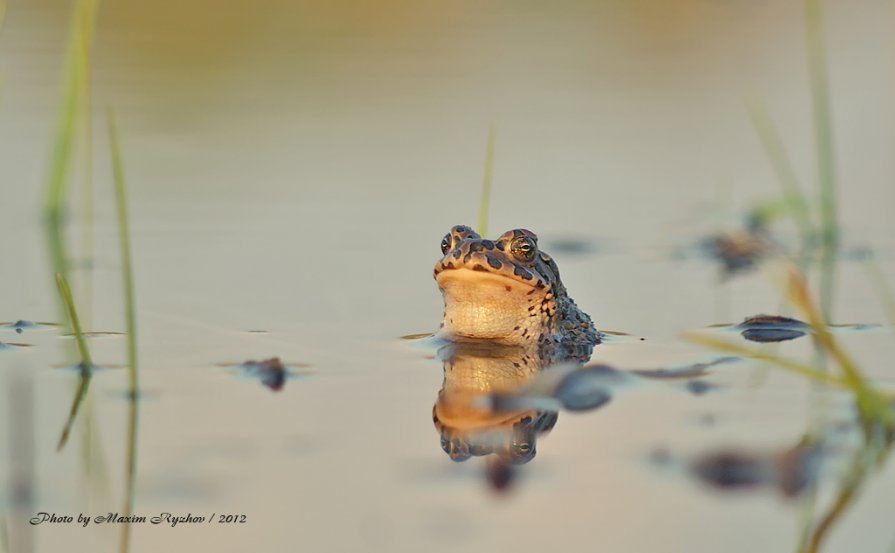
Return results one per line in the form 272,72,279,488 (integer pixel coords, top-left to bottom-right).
437,268,549,343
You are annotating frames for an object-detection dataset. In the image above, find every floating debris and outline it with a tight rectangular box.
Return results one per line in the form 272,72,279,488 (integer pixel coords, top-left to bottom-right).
219,357,310,391
707,315,880,343
736,314,809,343
690,443,821,497
702,223,775,275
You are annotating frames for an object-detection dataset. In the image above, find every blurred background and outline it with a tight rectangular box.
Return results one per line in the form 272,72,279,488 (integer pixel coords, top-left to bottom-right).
1,1,894,552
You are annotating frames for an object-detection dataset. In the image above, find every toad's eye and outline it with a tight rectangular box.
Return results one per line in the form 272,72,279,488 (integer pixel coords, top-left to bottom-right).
440,234,452,255
510,236,537,261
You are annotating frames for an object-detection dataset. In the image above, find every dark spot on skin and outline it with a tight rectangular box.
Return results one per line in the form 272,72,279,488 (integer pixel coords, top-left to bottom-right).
482,240,495,250
535,282,545,289
473,264,488,272
505,285,512,292
521,329,528,337
469,242,484,253
453,249,462,259
513,265,533,280
513,326,520,331
485,255,503,270
495,240,506,251
463,253,472,263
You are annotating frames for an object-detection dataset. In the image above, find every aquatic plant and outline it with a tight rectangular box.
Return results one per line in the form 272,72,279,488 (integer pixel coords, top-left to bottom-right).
745,99,813,245
109,110,140,553
742,0,839,321
43,0,98,287
685,266,894,553
55,273,94,451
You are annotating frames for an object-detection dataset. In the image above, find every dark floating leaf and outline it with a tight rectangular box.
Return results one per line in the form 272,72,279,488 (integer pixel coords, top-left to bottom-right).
224,357,309,392
736,314,809,343
690,444,821,497
702,228,772,274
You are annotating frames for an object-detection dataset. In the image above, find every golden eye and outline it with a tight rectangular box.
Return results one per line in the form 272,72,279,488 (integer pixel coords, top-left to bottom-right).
440,234,452,255
510,236,537,261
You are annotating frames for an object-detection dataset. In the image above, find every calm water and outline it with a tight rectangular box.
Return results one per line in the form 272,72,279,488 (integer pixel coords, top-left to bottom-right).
2,1,895,552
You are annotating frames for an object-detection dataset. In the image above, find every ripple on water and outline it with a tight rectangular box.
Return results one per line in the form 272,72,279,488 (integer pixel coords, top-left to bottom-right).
0,341,34,351
0,320,60,334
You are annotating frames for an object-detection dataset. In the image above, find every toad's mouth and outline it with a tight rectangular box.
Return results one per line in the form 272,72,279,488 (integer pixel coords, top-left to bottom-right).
436,268,544,342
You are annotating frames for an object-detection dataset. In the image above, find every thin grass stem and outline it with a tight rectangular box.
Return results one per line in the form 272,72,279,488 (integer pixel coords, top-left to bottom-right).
55,273,94,451
745,97,814,242
56,273,91,367
805,0,838,321
43,0,98,286
681,332,850,389
109,110,139,553
477,126,496,236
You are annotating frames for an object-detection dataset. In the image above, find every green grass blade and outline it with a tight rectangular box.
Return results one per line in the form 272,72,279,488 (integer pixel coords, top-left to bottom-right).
109,111,138,396
109,110,139,553
57,373,92,451
805,0,838,321
805,0,838,247
745,96,815,241
681,331,850,389
56,273,91,367
477,126,496,236
43,0,98,284
55,273,94,451
802,444,888,553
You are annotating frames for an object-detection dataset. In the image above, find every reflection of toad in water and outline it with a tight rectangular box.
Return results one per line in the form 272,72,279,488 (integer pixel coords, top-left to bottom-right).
430,226,606,485
432,342,559,465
